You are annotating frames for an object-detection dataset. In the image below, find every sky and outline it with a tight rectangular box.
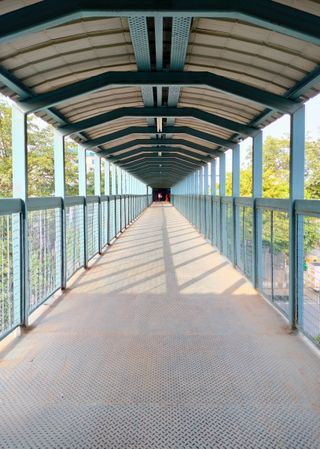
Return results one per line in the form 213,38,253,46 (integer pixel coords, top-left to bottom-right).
225,94,320,172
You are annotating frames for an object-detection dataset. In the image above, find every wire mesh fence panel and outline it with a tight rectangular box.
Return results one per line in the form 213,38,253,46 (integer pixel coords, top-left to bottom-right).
222,202,233,260
101,199,109,247
28,208,62,312
237,206,254,281
0,213,21,338
116,198,121,234
261,209,289,316
206,196,212,240
211,198,219,248
200,196,206,236
298,216,320,346
261,209,272,301
87,202,99,261
123,197,127,227
121,197,125,231
272,211,289,315
65,204,84,280
109,199,115,241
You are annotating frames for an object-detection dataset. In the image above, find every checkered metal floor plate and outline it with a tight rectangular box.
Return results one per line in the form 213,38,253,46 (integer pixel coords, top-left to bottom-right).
0,204,319,448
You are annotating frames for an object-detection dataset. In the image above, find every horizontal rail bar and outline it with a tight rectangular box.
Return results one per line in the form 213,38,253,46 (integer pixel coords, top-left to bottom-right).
64,196,85,206
85,195,100,204
235,197,254,207
0,198,23,215
295,199,320,216
255,198,290,211
28,197,62,211
221,196,233,204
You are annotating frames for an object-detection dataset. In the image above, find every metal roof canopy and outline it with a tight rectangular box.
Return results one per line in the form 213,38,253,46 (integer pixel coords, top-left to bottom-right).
0,1,319,187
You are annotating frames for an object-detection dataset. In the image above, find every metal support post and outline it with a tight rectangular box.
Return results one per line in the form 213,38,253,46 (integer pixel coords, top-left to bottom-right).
289,106,305,329
78,144,88,267
219,153,226,252
54,130,66,288
94,154,102,253
12,106,28,326
232,144,240,265
252,132,263,289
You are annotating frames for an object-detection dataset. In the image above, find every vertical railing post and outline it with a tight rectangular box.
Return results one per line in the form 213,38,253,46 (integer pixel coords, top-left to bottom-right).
289,106,305,329
12,106,28,326
219,153,226,253
54,130,66,289
232,144,240,266
94,154,102,253
252,131,263,290
78,144,88,267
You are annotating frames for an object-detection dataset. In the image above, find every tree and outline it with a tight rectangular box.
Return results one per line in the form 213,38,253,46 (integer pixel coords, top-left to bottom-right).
0,99,13,196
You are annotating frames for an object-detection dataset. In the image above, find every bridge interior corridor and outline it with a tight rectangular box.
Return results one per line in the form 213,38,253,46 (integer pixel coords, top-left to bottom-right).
1,203,319,449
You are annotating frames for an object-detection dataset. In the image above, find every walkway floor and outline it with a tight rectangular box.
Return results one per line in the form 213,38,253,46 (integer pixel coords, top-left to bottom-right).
1,203,320,449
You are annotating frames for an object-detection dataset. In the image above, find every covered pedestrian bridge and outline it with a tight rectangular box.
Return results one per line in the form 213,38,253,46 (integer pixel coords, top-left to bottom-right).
0,1,320,448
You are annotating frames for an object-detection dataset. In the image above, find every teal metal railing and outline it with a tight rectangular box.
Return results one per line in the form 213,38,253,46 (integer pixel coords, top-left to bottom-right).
0,194,151,340
172,194,320,348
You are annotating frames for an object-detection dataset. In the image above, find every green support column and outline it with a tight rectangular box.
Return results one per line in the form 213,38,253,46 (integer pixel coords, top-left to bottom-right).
232,144,240,265
252,132,263,289
78,145,88,267
289,106,305,329
12,106,27,326
54,130,66,289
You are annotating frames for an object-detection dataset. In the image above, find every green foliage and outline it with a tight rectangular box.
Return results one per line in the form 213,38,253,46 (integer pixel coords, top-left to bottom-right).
0,99,13,196
27,116,55,197
65,139,79,196
0,99,79,198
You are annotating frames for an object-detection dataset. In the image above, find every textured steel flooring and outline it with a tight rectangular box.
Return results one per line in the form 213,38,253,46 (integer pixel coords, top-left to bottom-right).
1,203,320,449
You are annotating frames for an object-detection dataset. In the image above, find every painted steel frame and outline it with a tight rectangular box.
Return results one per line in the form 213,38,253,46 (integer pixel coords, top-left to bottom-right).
59,106,258,137
19,71,298,114
1,1,320,45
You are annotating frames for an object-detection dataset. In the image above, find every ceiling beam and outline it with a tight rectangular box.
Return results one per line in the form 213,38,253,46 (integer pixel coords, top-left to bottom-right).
59,106,258,137
82,126,237,149
97,139,221,157
19,71,298,114
0,1,319,45
108,147,213,162
118,155,203,168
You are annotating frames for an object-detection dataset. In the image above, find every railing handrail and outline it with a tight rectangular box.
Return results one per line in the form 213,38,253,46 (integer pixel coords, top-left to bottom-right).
28,197,62,211
0,198,23,215
255,197,290,211
65,196,85,206
295,199,320,215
